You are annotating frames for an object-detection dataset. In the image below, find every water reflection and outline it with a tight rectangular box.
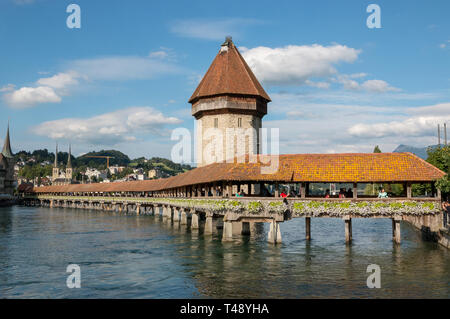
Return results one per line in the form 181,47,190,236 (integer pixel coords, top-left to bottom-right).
0,206,448,298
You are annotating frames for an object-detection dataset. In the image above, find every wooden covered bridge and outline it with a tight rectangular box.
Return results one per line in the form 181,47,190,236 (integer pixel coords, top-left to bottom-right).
19,152,448,247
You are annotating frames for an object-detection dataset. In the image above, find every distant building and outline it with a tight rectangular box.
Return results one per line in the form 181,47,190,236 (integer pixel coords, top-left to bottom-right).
108,165,125,175
125,173,147,181
52,144,75,186
148,168,164,179
0,123,16,195
85,168,107,181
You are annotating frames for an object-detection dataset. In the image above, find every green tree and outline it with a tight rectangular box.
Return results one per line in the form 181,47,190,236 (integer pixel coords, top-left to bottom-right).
373,145,382,153
426,145,449,197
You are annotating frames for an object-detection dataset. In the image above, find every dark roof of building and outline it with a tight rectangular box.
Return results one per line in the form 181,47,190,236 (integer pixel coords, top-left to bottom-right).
29,153,446,194
17,183,34,193
1,123,13,158
188,37,271,103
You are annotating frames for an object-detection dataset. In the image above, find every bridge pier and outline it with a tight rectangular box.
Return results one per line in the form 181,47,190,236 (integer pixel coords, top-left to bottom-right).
267,220,282,244
191,211,199,229
232,222,243,235
392,217,401,244
162,205,169,218
343,216,352,244
180,209,187,225
222,221,233,242
305,217,311,241
204,214,213,234
173,207,180,222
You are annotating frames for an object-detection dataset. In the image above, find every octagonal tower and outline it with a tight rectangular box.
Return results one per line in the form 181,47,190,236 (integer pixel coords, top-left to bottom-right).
189,37,271,167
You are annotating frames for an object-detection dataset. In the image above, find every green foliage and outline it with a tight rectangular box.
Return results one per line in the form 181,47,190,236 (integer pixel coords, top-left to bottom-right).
426,145,449,173
247,201,263,214
112,167,134,180
18,164,52,180
425,145,449,196
373,145,382,153
435,175,450,194
76,150,131,167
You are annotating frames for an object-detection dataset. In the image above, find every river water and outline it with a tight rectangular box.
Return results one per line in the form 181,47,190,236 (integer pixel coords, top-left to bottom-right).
0,205,448,298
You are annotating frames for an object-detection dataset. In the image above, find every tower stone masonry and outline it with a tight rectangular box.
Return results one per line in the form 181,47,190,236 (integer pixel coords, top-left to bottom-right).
189,37,271,167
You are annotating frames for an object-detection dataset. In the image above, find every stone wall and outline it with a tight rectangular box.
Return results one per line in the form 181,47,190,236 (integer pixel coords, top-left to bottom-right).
196,113,261,166
403,212,449,248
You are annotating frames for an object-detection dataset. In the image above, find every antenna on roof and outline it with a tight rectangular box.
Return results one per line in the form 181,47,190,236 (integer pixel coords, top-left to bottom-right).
445,123,448,146
438,124,441,148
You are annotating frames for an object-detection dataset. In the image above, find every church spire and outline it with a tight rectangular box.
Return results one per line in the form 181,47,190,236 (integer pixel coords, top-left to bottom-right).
2,121,13,158
67,144,72,168
54,143,58,168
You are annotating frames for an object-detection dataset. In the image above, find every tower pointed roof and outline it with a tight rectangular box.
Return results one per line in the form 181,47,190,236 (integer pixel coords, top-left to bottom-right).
67,145,72,168
189,37,271,104
54,143,58,168
2,121,13,158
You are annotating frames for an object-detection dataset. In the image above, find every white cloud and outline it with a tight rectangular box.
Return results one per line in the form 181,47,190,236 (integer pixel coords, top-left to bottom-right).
361,79,400,93
305,80,330,89
240,44,360,86
4,86,61,108
169,18,262,41
408,102,450,116
333,75,400,93
262,92,449,154
149,51,168,59
348,116,448,138
68,56,182,81
33,107,182,145
37,71,80,89
348,103,450,138
3,71,80,108
2,54,183,108
0,84,15,92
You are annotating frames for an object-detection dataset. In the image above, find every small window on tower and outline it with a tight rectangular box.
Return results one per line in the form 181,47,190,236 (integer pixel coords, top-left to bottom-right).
214,118,218,128
238,118,242,128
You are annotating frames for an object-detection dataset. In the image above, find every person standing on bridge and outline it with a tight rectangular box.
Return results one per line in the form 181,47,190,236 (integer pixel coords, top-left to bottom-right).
378,188,388,198
442,199,449,227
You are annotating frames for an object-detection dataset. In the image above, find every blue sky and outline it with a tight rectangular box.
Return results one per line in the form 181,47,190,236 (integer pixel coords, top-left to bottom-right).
0,0,449,161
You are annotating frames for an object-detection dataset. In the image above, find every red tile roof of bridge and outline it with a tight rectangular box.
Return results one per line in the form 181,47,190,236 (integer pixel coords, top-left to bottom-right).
30,152,445,194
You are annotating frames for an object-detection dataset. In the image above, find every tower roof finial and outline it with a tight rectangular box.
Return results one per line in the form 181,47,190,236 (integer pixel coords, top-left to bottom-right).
1,121,13,158
222,36,233,46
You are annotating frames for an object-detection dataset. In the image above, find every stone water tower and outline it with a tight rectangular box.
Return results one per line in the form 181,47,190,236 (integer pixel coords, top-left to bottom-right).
189,37,271,167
